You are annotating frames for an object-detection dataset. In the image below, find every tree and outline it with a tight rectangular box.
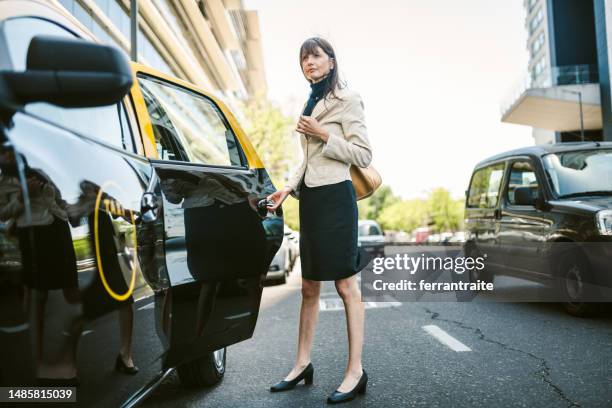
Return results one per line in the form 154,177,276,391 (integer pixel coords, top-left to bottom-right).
239,95,300,229
427,188,464,232
378,199,428,232
357,184,400,221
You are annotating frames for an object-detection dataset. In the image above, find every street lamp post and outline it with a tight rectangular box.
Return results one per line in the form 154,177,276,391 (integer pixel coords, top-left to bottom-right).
563,89,585,142
130,0,138,61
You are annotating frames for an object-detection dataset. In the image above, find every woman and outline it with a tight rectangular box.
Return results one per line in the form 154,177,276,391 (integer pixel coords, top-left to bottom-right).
266,37,372,404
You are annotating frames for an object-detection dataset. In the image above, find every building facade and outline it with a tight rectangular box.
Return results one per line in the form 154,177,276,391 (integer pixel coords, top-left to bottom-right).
502,0,606,144
54,0,267,104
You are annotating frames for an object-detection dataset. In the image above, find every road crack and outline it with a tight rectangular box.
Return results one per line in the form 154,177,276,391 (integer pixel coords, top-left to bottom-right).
423,307,581,408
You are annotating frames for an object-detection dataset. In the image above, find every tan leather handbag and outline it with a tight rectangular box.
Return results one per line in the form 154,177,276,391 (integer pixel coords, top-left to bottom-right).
350,165,382,200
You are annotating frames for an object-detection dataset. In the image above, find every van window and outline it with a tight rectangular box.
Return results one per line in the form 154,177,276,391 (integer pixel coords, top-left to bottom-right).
467,163,505,208
507,161,538,205
137,75,244,167
2,17,134,151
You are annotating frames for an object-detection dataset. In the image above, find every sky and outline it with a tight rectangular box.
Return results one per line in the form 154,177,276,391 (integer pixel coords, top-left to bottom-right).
243,0,534,200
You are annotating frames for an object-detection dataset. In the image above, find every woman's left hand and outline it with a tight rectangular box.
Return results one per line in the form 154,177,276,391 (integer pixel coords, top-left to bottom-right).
297,116,329,142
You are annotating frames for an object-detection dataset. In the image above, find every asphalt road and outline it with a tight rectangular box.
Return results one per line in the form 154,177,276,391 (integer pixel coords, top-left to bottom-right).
143,246,612,408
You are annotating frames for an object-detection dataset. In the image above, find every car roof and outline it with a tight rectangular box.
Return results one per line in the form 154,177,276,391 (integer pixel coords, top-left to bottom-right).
474,142,612,169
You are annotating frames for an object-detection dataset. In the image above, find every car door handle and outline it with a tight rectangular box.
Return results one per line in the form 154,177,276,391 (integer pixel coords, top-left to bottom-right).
256,198,272,217
140,192,159,223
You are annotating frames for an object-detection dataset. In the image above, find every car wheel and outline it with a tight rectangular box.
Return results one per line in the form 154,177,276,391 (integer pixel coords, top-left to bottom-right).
558,251,598,317
177,347,226,387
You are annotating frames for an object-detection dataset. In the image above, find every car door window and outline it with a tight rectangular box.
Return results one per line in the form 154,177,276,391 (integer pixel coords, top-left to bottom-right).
467,163,505,208
137,75,244,167
2,17,134,151
507,160,539,205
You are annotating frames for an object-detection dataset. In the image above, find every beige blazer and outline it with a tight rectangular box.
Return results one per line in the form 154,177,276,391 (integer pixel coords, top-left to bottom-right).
286,86,373,199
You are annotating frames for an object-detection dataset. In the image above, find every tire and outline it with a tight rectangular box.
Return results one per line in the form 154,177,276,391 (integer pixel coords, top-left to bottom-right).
177,347,226,387
557,250,599,317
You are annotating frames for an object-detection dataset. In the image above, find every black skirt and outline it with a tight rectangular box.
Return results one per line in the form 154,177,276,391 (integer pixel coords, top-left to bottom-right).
299,180,362,281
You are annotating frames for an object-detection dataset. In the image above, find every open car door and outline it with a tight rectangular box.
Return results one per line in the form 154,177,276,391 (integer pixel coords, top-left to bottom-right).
130,65,282,369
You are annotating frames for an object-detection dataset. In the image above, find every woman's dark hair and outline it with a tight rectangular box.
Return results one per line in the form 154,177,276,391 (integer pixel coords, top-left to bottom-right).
299,37,345,100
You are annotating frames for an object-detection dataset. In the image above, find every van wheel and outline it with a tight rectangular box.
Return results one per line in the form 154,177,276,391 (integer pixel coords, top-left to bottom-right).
558,251,598,317
177,347,226,387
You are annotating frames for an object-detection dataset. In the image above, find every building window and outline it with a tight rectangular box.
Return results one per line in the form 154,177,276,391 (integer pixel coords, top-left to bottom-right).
529,7,544,34
527,0,539,13
531,55,547,81
530,31,545,57
59,0,175,76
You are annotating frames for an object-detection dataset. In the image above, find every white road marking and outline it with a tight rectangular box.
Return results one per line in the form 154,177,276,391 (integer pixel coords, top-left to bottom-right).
422,325,471,352
319,298,401,311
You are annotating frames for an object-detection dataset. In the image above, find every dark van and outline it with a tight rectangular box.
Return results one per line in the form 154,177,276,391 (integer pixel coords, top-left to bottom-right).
464,143,612,316
0,1,281,406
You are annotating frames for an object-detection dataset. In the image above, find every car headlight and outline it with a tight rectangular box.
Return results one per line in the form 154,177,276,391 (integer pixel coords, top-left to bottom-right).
596,210,612,235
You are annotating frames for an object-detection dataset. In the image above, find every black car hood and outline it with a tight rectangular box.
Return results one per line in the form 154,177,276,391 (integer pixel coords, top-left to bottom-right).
550,196,612,212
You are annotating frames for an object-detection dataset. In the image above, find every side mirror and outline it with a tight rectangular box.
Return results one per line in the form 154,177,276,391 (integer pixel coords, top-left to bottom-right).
514,187,536,206
3,35,133,108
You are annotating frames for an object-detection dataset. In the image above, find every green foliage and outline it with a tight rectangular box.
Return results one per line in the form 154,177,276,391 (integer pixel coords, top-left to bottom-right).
426,188,464,233
360,185,464,233
357,185,399,220
239,95,296,188
282,196,300,230
239,95,299,228
378,199,428,232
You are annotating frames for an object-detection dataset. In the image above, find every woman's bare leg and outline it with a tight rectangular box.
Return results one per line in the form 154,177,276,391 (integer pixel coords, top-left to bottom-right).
284,278,321,380
335,275,364,392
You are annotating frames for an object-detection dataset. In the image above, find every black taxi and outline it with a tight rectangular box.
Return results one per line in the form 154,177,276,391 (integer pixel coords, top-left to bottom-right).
464,143,612,316
0,1,282,405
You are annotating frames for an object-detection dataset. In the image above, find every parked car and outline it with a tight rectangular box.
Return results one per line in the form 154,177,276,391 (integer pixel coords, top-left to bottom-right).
284,225,300,269
412,226,432,243
464,143,612,316
358,220,385,258
447,231,465,244
266,235,290,284
0,2,282,405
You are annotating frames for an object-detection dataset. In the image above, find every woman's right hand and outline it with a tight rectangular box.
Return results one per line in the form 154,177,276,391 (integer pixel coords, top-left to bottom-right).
266,188,292,211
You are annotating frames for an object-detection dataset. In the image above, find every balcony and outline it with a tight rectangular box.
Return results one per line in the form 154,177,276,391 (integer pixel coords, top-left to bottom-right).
501,65,602,131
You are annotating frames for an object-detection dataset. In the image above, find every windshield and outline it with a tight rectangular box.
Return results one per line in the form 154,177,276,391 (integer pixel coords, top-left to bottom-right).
542,149,612,197
359,224,381,236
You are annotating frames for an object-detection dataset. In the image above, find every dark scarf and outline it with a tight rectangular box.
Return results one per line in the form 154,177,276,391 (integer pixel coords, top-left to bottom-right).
302,74,332,116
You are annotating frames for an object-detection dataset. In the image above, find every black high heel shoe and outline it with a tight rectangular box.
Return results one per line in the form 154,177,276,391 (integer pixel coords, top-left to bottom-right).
326,370,367,404
269,363,314,392
115,354,139,375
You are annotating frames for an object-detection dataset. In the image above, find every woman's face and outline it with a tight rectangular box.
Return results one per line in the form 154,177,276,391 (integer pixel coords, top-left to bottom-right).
301,46,334,83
